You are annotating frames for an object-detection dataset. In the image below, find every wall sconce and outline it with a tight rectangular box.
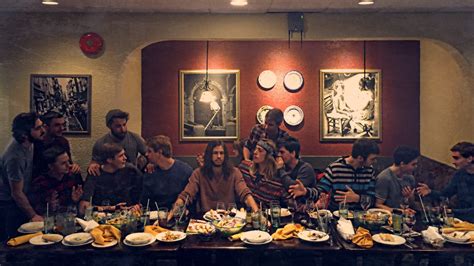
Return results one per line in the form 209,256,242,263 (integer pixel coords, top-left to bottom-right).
358,0,374,5
42,0,59,5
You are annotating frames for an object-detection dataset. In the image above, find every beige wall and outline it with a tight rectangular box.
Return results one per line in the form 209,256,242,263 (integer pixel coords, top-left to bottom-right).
0,13,473,170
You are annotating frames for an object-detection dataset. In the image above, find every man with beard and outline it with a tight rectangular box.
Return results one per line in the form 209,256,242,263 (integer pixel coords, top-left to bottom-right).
0,112,45,240
170,141,259,215
87,109,147,176
417,142,474,222
33,111,81,177
243,108,289,161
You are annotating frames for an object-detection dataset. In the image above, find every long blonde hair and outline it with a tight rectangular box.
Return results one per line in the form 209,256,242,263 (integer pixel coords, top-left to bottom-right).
250,139,277,180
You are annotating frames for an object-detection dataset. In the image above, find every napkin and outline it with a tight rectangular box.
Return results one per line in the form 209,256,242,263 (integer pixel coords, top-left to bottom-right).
337,218,355,241
144,225,169,236
422,226,445,247
441,221,474,234
351,227,373,249
228,232,243,241
76,218,99,232
7,232,43,247
271,223,304,240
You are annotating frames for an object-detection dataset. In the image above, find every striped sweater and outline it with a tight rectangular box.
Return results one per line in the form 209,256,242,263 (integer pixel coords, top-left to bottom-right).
307,157,376,211
239,161,291,209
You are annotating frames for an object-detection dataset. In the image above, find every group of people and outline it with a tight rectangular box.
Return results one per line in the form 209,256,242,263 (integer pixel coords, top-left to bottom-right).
1,107,472,241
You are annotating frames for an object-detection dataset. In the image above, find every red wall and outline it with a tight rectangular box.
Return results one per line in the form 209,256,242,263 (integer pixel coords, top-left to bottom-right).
142,41,420,156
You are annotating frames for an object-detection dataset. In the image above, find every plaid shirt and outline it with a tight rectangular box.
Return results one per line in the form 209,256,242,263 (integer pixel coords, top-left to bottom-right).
244,124,289,157
29,173,83,215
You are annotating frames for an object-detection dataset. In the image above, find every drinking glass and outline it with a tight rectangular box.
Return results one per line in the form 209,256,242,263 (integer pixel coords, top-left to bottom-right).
318,215,330,233
339,202,349,219
216,202,225,211
270,204,281,228
158,207,169,228
44,216,55,234
251,211,260,229
172,203,184,231
84,205,94,221
63,215,76,235
259,210,268,231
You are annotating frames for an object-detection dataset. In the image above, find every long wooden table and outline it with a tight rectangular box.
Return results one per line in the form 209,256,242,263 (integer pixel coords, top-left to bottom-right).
1,213,473,266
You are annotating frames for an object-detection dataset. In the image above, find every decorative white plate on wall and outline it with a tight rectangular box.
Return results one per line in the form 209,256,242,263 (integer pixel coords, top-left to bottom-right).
256,105,273,124
283,70,303,91
258,70,277,89
284,105,304,126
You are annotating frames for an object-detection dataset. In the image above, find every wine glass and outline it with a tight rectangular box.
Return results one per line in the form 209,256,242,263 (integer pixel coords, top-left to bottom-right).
400,197,409,211
305,200,315,228
288,198,297,224
404,212,416,241
227,203,237,217
360,198,371,213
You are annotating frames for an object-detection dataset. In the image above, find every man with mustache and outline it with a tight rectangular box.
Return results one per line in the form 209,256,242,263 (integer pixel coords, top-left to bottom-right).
170,141,258,216
0,112,46,240
87,109,147,176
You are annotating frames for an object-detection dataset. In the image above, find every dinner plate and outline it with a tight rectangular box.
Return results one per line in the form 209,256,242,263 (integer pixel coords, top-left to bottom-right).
308,209,333,219
186,219,216,234
203,210,225,222
372,233,406,246
124,233,155,247
241,230,272,245
29,234,63,246
442,231,474,244
283,105,304,126
62,238,94,247
256,105,273,124
333,210,354,219
18,221,44,234
367,208,392,216
283,70,303,91
258,70,277,89
156,231,187,242
92,239,118,248
298,229,329,243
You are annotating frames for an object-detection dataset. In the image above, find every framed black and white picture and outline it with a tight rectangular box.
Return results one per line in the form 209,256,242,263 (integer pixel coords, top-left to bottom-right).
30,74,91,135
320,69,382,141
179,69,239,141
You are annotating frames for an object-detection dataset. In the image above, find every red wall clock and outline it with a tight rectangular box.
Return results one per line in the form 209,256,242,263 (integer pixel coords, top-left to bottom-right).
79,32,104,55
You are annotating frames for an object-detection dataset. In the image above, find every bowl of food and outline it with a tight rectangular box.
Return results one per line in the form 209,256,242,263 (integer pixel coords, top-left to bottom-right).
212,217,246,236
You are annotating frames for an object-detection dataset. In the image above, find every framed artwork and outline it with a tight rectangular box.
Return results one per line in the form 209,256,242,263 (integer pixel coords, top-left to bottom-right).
179,69,239,141
30,74,91,135
320,69,382,141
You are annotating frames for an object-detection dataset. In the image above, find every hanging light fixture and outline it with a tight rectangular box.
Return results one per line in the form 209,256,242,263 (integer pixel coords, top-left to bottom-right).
230,0,248,6
42,0,59,5
358,0,374,5
200,41,213,103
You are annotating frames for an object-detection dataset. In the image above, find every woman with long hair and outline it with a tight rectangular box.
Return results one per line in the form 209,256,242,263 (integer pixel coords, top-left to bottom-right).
240,138,293,208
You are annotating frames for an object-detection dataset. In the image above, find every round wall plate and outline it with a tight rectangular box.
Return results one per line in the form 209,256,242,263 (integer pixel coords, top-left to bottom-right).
256,105,273,124
258,70,277,90
284,105,304,126
283,70,303,91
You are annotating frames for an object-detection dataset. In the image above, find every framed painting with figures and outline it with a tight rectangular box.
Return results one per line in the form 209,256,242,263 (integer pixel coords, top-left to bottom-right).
179,69,240,141
30,74,91,135
320,69,382,141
